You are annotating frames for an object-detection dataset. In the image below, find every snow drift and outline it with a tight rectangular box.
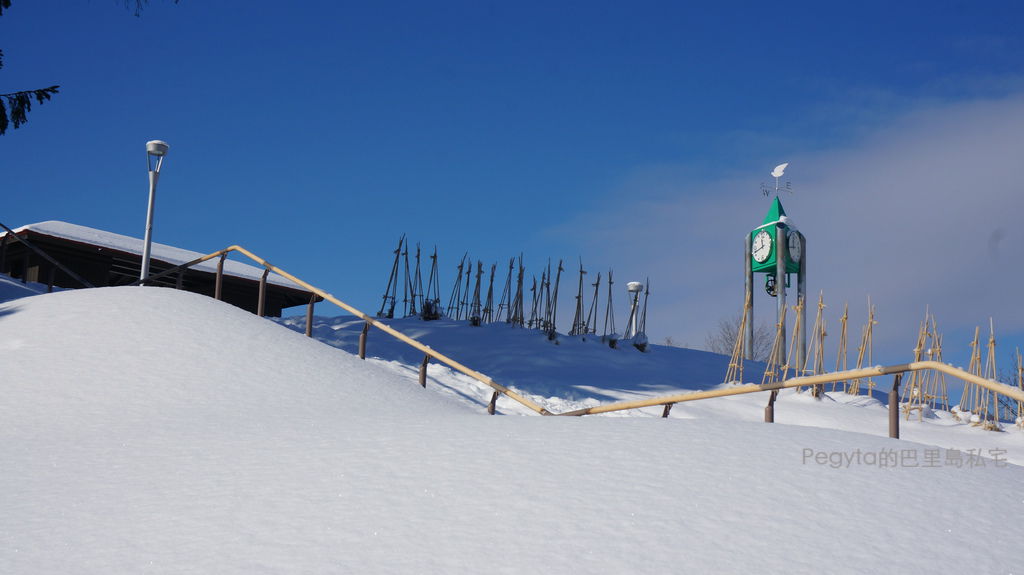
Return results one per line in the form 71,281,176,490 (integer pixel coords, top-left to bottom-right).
1,287,1021,573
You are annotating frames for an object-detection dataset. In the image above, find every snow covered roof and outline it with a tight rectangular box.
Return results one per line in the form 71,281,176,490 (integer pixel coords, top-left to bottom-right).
2,221,302,289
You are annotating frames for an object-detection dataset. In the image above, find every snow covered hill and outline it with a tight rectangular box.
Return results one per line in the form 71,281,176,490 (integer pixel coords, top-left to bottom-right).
1,287,1022,573
278,312,1024,464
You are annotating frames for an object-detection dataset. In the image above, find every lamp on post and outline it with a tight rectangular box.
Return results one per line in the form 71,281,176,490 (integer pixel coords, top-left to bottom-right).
140,139,169,285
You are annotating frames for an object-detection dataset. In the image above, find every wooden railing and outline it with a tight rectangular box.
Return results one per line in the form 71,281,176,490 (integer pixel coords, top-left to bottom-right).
558,362,1024,417
134,246,1024,429
134,245,552,416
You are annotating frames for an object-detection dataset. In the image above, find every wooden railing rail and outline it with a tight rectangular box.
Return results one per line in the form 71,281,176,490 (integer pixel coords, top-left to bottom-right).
139,245,551,416
558,361,1024,420
132,246,1024,427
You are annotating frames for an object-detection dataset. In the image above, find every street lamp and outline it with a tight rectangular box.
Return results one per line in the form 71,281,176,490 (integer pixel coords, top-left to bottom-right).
140,139,169,285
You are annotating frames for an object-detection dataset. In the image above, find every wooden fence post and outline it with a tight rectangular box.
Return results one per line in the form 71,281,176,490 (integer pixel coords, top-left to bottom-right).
889,373,902,439
487,391,499,415
662,404,674,418
215,253,226,301
305,294,316,337
765,390,778,423
257,268,269,317
358,321,370,359
419,354,430,388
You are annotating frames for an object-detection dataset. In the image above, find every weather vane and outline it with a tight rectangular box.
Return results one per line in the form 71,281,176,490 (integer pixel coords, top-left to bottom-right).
761,162,792,197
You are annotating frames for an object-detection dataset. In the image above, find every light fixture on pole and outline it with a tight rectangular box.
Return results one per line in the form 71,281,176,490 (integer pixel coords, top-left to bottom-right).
140,139,169,285
623,281,644,339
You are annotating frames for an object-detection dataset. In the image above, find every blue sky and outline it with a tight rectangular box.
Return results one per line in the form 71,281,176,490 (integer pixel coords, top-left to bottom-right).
3,0,1024,375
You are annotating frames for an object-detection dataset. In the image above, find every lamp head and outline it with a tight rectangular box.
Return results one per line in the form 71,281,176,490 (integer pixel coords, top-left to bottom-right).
146,140,169,173
626,281,644,293
146,140,169,157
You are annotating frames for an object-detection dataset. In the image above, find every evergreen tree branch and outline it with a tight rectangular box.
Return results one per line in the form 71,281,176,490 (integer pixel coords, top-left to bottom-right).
0,86,60,135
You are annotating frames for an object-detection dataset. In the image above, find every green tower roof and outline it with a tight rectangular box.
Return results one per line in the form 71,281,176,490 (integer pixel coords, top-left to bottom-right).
761,196,787,225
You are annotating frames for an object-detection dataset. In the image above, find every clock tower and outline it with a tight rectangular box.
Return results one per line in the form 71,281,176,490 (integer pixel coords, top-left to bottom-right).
744,196,806,369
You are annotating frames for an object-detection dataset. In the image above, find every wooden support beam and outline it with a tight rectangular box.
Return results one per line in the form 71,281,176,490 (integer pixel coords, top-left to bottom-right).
176,269,185,290
487,391,499,415
661,404,673,418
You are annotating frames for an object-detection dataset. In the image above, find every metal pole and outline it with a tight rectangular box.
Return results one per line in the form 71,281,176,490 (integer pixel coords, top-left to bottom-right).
775,224,787,366
139,169,159,285
797,232,807,373
744,233,754,360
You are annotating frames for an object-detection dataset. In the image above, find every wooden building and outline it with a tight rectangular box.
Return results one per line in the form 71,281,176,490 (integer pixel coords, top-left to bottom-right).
0,221,314,317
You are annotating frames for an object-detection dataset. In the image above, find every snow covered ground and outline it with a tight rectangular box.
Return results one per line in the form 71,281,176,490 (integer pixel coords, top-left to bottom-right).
279,313,1024,464
2,286,1022,573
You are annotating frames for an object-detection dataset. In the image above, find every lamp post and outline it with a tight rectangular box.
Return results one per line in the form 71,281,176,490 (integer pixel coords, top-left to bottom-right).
140,140,169,285
623,281,643,339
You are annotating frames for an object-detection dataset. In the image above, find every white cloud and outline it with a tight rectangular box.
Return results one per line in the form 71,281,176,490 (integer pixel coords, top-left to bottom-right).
553,93,1024,365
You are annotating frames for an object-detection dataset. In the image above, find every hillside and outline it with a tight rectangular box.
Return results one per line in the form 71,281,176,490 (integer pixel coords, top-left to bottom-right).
1,287,1021,573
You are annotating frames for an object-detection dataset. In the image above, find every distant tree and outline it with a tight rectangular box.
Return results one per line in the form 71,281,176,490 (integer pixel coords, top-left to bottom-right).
661,336,690,349
704,314,773,362
0,0,177,135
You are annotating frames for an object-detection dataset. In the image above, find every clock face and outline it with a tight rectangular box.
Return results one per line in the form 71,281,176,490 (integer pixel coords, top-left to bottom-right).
787,231,802,262
752,229,772,263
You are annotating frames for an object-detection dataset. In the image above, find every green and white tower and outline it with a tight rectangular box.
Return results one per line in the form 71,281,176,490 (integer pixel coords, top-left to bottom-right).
744,165,806,368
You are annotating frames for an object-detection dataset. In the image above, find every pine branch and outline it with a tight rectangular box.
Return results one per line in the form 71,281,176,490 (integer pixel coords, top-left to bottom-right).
126,0,181,17
0,1,10,18
0,85,60,135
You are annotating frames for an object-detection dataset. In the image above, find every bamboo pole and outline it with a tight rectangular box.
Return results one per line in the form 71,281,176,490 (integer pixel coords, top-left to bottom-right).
832,303,849,392
962,326,982,423
724,291,750,385
805,292,826,397
982,318,999,427
761,307,788,387
901,313,928,421
781,296,804,383
1016,348,1023,430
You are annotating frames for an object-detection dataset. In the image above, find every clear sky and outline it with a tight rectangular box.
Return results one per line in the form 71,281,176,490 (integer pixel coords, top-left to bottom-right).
3,0,1024,374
